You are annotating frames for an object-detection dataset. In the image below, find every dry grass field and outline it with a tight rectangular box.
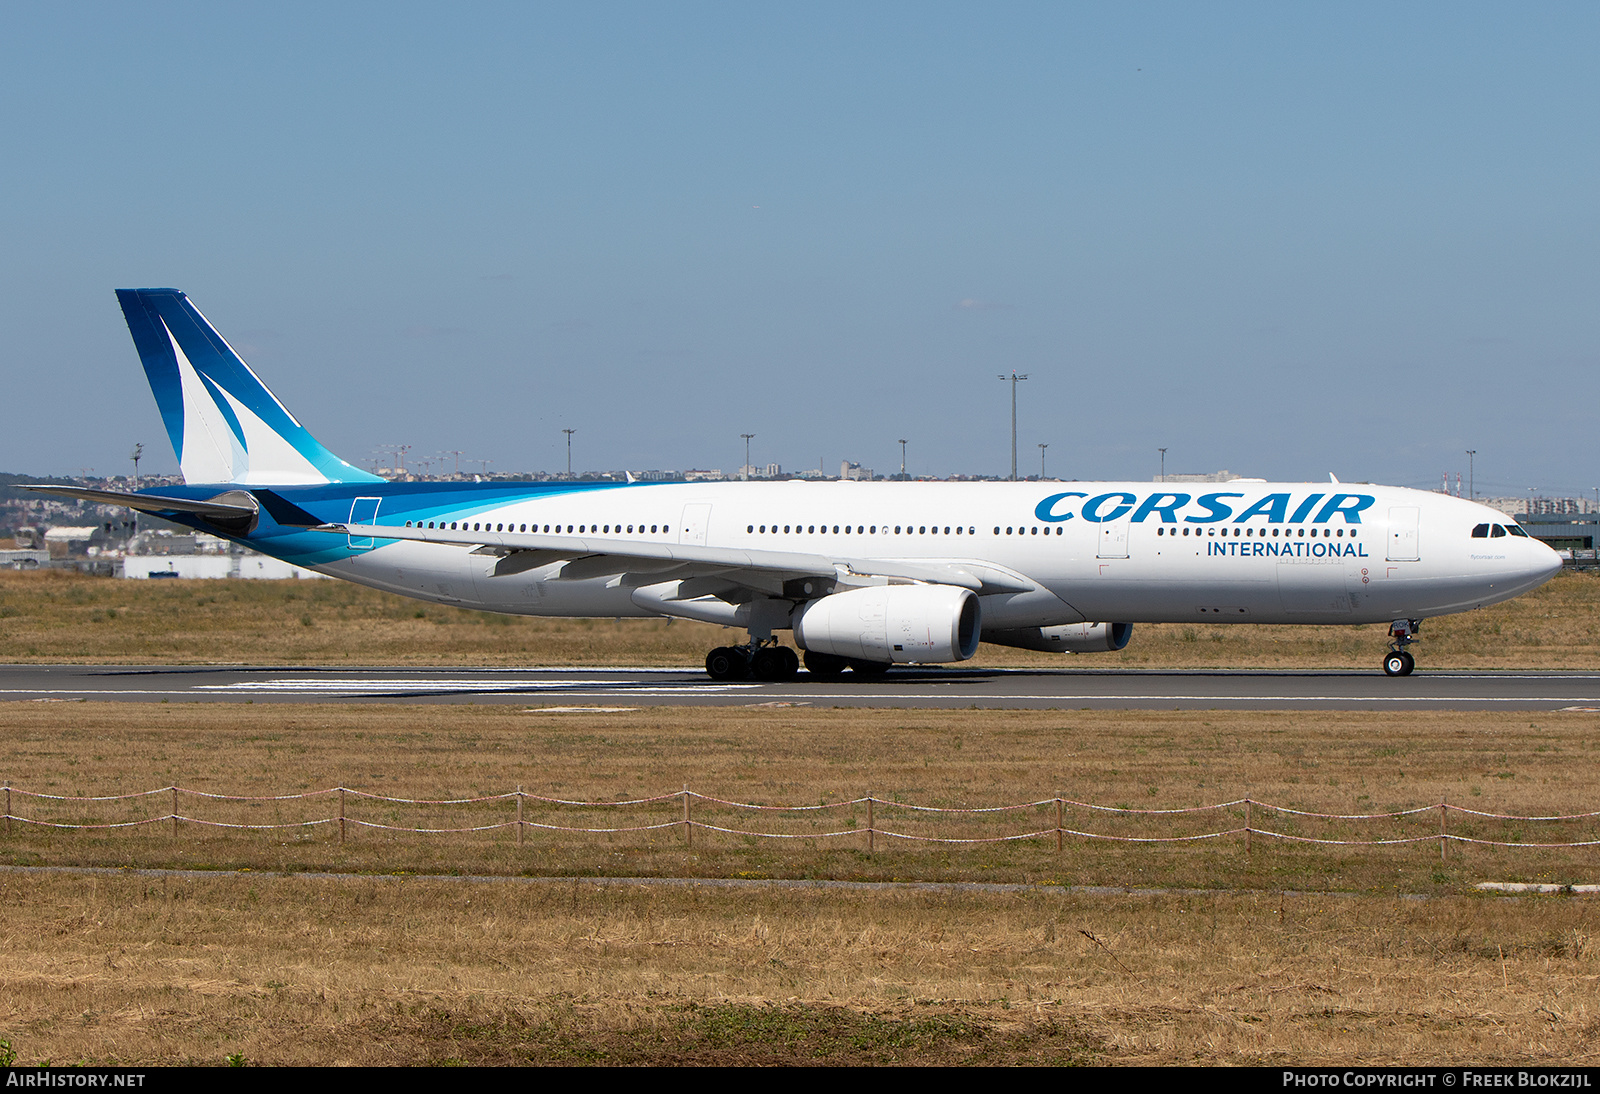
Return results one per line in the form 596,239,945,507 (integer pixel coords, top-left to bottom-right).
2,566,1598,668
2,703,1598,892
2,569,1599,1065
0,702,1596,1064
3,874,1595,1066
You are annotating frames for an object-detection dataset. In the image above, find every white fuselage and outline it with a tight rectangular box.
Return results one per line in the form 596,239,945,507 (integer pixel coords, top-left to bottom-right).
313,480,1563,631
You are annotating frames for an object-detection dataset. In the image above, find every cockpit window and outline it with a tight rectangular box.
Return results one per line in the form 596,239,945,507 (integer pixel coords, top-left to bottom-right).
1506,524,1529,537
1490,525,1507,538
1471,523,1490,538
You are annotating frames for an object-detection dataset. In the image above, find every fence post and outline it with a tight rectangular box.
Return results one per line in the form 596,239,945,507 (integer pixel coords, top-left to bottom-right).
1056,797,1063,854
867,796,874,853
339,787,346,844
4,785,9,837
683,785,692,847
1245,798,1252,857
172,787,179,838
1440,799,1447,863
517,784,524,847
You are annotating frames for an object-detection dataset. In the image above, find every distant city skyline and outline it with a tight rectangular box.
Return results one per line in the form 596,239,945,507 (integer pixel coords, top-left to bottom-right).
3,4,1597,496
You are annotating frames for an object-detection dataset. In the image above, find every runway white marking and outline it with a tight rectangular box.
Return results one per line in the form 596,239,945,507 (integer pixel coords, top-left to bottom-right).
0,688,1596,703
0,684,759,697
3,675,1600,706
575,692,1600,704
195,678,628,691
190,678,762,695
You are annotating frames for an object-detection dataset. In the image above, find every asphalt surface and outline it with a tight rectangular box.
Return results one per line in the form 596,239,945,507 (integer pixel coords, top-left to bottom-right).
4,663,1600,710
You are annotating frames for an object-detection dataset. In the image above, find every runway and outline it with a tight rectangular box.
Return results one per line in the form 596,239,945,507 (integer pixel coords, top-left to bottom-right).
3,663,1600,710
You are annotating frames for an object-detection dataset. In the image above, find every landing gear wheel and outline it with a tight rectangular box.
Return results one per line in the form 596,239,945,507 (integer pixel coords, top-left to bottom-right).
746,645,801,681
803,650,848,679
1383,619,1420,677
752,647,786,681
706,647,747,681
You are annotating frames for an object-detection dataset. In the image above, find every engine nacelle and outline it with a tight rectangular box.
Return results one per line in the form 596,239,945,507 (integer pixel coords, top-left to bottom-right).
983,622,1133,654
793,585,981,664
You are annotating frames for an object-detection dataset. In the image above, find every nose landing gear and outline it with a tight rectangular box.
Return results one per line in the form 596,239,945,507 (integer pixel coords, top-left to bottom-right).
1383,619,1420,676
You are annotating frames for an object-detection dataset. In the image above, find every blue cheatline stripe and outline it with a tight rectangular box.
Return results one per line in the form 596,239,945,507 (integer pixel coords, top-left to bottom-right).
136,478,650,566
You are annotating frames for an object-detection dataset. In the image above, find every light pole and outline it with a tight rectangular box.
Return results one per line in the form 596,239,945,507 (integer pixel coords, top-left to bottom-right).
741,434,755,481
1158,447,1167,483
1038,443,1048,480
997,372,1029,480
1466,450,1476,500
129,443,143,487
562,429,576,476
898,439,907,481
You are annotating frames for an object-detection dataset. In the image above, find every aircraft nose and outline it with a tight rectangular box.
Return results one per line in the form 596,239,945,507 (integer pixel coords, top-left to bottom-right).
1532,540,1564,583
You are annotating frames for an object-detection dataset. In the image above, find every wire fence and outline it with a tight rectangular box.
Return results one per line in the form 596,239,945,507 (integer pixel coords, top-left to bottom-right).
4,784,1600,858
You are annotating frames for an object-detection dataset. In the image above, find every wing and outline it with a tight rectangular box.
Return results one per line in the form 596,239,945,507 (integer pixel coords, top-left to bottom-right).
312,520,1036,597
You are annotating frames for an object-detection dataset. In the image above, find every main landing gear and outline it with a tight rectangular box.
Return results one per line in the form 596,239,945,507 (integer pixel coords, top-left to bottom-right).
705,638,800,682
799,651,891,680
702,641,893,681
1383,618,1420,677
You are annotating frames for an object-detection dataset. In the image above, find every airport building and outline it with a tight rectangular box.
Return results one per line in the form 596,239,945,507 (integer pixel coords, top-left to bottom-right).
1514,510,1600,564
1152,469,1262,483
1467,497,1600,564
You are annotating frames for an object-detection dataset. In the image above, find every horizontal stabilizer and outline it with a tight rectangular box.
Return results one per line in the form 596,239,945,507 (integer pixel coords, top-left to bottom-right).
19,485,257,520
20,485,261,534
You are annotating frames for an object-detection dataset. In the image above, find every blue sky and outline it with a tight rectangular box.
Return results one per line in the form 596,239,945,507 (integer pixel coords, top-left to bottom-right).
3,2,1597,496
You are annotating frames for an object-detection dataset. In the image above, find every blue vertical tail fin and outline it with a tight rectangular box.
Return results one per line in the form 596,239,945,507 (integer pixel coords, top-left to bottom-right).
116,288,382,485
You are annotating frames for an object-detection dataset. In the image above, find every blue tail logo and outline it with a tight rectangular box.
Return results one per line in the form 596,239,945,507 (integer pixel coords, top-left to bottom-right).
116,289,381,485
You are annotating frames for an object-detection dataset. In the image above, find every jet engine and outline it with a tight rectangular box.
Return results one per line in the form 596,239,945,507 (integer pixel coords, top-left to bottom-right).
983,621,1133,654
793,585,981,664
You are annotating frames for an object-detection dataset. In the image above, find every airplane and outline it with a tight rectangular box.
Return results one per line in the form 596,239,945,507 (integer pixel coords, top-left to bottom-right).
25,288,1563,681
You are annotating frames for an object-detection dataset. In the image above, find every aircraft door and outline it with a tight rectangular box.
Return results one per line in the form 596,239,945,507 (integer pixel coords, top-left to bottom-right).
1096,517,1130,559
1387,507,1420,562
679,503,712,546
347,497,381,550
